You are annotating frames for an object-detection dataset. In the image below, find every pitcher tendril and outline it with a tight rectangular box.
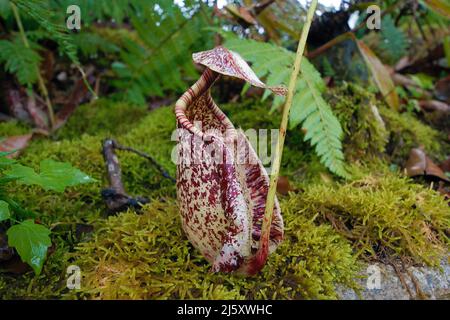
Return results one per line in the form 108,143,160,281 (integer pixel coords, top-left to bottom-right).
256,0,319,263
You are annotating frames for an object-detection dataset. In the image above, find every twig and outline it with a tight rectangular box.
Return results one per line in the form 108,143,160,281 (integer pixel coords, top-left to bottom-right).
256,0,318,262
101,139,175,214
391,260,415,299
113,141,176,183
101,139,149,214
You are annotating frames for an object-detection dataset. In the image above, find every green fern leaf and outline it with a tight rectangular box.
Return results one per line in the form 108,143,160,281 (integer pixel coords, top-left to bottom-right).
111,1,213,102
380,15,408,62
12,0,79,65
0,37,42,86
220,32,348,178
0,0,11,19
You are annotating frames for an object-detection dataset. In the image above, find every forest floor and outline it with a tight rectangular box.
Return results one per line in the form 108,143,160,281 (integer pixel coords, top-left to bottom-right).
0,81,448,300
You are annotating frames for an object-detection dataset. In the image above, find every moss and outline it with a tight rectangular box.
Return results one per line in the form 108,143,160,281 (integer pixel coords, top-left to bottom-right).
297,166,450,267
327,83,389,162
0,119,31,137
326,83,445,165
379,106,444,163
56,99,149,140
1,103,177,299
1,97,448,300
69,198,359,300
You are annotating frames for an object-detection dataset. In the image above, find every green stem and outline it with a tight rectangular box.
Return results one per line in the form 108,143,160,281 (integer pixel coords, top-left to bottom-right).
11,2,55,130
257,0,318,256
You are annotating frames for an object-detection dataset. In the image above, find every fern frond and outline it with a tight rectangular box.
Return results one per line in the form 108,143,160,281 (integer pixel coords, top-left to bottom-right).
111,1,213,104
380,15,408,62
220,31,348,178
0,37,42,86
0,0,12,19
12,0,79,65
72,32,120,57
50,0,134,25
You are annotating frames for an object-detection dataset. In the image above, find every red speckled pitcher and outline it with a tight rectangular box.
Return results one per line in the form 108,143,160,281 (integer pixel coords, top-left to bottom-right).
174,46,286,275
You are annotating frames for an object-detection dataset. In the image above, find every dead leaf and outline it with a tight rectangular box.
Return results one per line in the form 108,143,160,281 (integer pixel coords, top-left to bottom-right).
440,156,450,173
356,40,400,110
424,0,450,19
0,230,13,262
225,4,257,26
405,148,450,182
419,100,450,113
4,86,31,122
26,94,49,130
277,176,293,195
0,134,33,158
54,67,95,130
435,75,450,103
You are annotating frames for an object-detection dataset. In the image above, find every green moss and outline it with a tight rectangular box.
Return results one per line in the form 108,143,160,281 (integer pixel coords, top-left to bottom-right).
326,83,445,165
56,99,149,140
327,83,389,162
0,119,31,137
379,106,444,162
1,97,448,300
1,103,177,299
69,198,359,300
297,167,450,267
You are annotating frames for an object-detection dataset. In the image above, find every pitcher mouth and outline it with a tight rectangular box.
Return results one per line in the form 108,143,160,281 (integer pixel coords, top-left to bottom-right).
175,68,238,145
175,46,286,146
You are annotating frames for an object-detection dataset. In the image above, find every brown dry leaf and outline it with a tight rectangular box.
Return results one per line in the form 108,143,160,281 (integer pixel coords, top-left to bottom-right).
405,148,450,182
54,67,95,130
276,176,293,195
0,134,33,158
424,0,450,19
356,40,400,110
435,75,450,103
26,94,49,130
254,9,281,43
224,4,256,26
0,255,31,274
419,100,450,113
440,156,450,173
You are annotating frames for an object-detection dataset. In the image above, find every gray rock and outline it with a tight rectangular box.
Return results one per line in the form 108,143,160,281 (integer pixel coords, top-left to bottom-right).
337,257,450,300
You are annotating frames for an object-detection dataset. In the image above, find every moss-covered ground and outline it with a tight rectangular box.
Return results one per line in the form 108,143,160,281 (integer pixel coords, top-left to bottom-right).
0,87,448,299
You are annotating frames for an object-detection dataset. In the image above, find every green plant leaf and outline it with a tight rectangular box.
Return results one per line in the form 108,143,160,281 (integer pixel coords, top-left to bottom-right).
0,37,42,86
380,15,408,62
0,151,17,167
0,200,10,222
5,159,95,192
7,219,51,275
